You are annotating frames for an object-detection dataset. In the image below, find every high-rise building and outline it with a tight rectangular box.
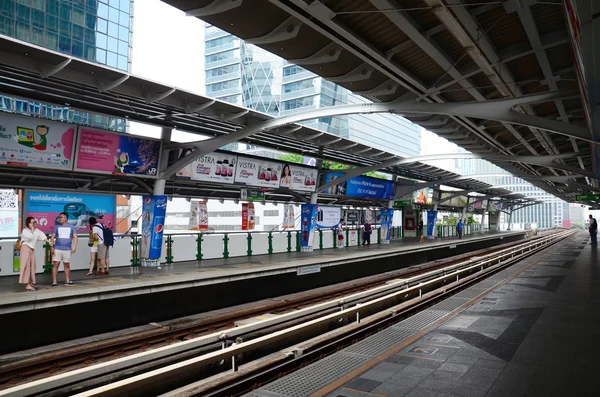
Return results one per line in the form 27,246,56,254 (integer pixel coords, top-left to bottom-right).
0,0,134,132
204,24,421,158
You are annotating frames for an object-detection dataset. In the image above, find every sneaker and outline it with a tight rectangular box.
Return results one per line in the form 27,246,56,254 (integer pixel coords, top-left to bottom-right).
51,283,57,287
65,281,74,286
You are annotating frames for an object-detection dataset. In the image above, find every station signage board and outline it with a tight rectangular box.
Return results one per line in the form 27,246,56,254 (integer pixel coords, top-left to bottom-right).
394,200,412,207
0,113,75,171
576,194,600,201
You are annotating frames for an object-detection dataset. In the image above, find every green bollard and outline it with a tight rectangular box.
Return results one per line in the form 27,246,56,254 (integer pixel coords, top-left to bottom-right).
43,239,53,274
268,231,273,255
165,235,173,264
296,231,300,252
223,233,230,259
357,228,361,245
247,232,253,256
377,228,381,244
345,228,349,247
130,235,140,267
287,231,292,253
332,228,337,247
196,233,203,261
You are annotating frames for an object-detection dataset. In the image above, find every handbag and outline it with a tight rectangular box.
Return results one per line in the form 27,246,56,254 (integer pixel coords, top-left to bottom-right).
15,238,22,251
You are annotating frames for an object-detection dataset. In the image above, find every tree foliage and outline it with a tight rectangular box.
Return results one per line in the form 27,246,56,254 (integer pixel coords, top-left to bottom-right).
277,156,387,179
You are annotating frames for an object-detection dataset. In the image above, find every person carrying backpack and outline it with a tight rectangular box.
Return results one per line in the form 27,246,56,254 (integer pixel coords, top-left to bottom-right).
90,217,114,275
589,215,597,245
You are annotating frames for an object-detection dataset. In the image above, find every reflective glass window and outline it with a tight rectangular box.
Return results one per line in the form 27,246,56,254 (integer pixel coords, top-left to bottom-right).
73,24,84,40
72,7,84,26
16,21,30,41
45,31,58,50
106,51,117,68
108,6,118,22
107,21,117,37
72,40,84,57
107,36,118,52
31,8,44,28
118,25,128,41
31,26,44,45
32,0,44,11
16,4,30,23
119,0,129,12
117,39,127,55
84,28,94,44
84,43,95,60
0,16,15,36
85,12,95,29
96,32,107,49
47,0,59,16
59,2,71,21
98,2,108,19
87,0,98,9
117,55,127,71
96,48,106,63
119,11,128,28
109,0,119,8
97,17,107,33
58,35,71,53
59,18,71,36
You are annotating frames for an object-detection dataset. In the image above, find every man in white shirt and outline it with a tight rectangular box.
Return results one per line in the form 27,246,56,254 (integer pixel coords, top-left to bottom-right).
50,212,77,286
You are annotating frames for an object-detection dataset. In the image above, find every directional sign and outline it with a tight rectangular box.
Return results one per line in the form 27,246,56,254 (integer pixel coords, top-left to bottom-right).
576,194,600,201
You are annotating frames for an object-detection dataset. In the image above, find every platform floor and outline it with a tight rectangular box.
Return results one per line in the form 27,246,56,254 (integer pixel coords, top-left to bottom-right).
243,231,598,397
0,230,523,302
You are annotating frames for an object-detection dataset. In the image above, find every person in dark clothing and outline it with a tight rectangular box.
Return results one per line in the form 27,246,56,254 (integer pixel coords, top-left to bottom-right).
456,219,464,239
362,221,372,246
589,215,597,245
419,219,424,243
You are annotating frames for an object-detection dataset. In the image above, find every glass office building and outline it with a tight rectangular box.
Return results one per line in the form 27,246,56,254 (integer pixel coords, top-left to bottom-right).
204,25,421,158
0,0,133,132
0,0,133,72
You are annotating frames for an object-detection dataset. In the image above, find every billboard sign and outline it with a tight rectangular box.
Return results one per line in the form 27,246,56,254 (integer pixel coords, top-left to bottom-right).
280,163,317,192
75,128,161,177
0,189,18,238
177,151,237,184
322,173,394,200
234,157,282,188
315,205,342,229
25,190,115,233
0,113,75,171
413,187,433,205
140,195,167,260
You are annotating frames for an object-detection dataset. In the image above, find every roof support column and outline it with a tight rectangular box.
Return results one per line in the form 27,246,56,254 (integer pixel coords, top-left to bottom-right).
154,126,172,196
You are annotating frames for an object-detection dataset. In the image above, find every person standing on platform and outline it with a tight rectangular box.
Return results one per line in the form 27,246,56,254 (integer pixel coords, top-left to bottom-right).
50,212,78,286
337,219,345,248
457,219,464,239
419,219,424,243
90,217,108,275
86,222,98,276
19,217,48,291
362,220,372,246
589,215,597,245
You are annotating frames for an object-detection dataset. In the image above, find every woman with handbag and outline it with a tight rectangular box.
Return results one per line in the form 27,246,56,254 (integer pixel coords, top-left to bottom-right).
19,216,48,291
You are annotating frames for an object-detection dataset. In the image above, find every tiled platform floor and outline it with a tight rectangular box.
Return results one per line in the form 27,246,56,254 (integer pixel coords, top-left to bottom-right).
244,231,599,397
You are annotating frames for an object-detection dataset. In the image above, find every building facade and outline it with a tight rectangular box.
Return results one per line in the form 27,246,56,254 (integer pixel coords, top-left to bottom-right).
0,0,134,132
204,24,421,159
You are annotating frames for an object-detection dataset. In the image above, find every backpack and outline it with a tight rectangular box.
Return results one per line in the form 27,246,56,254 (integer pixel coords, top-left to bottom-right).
98,224,115,247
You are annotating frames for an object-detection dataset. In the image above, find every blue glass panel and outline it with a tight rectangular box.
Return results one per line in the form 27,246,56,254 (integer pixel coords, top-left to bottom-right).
107,21,117,37
106,51,117,68
97,17,107,33
73,24,84,40
16,4,30,23
85,12,95,29
59,18,71,36
72,40,84,57
108,6,118,22
97,2,108,19
117,39,127,56
47,0,58,16
96,32,107,49
95,48,106,63
119,10,128,27
117,55,127,71
86,0,97,9
31,8,44,28
107,35,117,52
32,0,43,11
72,7,84,25
84,27,94,44
119,0,129,12
84,43,95,60
1,1,15,18
109,0,118,8
118,25,127,41
59,2,71,21
16,21,30,41
58,35,71,53
0,16,15,36
45,31,58,50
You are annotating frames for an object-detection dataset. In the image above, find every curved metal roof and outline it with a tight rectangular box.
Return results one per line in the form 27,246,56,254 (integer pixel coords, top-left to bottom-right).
162,0,597,204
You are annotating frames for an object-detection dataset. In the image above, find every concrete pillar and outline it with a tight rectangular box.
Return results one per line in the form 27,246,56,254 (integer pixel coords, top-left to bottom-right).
154,126,172,196
461,207,467,222
310,192,318,204
507,211,513,230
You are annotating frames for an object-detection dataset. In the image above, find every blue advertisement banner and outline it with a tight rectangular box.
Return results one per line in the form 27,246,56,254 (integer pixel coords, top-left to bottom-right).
141,195,167,260
300,204,318,252
25,191,116,234
322,173,394,200
378,208,394,243
427,210,438,237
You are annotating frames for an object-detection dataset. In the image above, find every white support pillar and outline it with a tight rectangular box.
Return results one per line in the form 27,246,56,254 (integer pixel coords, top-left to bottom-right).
461,207,467,222
310,192,318,204
154,126,172,196
507,211,513,230
481,211,487,233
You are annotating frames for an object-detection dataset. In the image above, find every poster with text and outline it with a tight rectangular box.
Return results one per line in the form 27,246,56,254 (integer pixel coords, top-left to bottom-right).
141,195,167,260
235,157,282,188
76,128,161,177
378,208,394,243
322,173,394,200
283,204,295,229
315,206,342,229
279,164,317,192
25,191,115,233
0,189,18,238
300,204,318,252
188,200,209,231
0,113,75,170
178,151,238,184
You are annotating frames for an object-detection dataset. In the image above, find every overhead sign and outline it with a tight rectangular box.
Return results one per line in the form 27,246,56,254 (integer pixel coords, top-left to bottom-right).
178,151,237,184
0,113,75,170
25,190,116,233
75,128,161,178
240,188,265,201
322,173,394,200
280,163,317,192
413,187,433,205
234,157,282,188
576,194,600,201
394,200,412,207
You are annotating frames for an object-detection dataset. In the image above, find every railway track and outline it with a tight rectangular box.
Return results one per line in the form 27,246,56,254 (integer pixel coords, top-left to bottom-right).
0,230,570,396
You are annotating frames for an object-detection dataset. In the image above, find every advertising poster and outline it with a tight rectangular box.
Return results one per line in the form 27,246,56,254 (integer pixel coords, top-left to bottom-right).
300,204,318,252
177,151,238,184
413,187,433,205
242,203,249,230
141,195,167,260
0,113,75,170
279,164,317,192
378,208,394,243
0,189,19,238
235,157,282,188
188,200,209,231
315,206,342,229
488,201,499,212
188,200,199,230
427,210,438,238
76,128,161,177
242,203,255,230
25,191,115,233
283,204,295,229
322,173,394,200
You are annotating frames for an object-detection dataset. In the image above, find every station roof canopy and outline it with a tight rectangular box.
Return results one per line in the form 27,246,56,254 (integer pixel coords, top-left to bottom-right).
159,0,598,204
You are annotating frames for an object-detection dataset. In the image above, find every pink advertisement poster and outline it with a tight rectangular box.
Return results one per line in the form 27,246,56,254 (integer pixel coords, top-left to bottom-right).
75,128,161,177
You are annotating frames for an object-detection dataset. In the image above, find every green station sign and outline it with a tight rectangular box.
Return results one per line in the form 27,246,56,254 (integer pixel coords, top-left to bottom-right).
394,200,412,207
575,194,600,201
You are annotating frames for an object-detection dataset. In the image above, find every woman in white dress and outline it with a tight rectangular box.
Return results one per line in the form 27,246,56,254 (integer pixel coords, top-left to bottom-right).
19,217,48,291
